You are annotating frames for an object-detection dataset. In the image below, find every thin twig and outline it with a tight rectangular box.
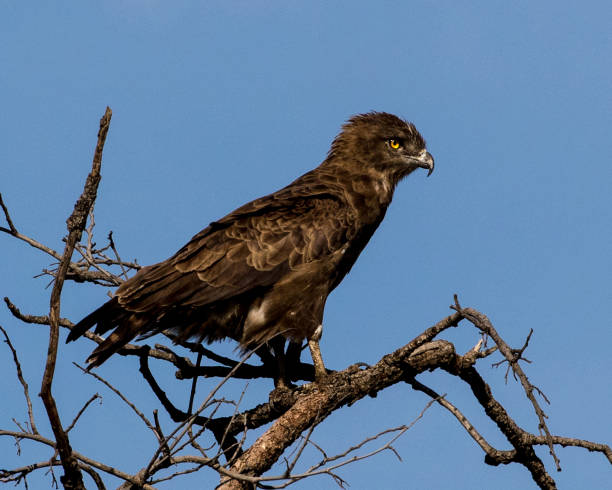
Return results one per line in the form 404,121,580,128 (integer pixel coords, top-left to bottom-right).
151,410,172,470
73,363,155,432
107,231,130,279
74,243,116,283
0,325,39,434
65,394,102,433
214,398,438,489
0,193,18,233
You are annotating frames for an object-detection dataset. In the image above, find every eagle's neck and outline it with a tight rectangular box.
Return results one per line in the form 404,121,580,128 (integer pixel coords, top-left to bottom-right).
319,159,396,223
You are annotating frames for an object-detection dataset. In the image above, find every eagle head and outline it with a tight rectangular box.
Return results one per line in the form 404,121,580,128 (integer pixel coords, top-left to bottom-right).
327,112,434,182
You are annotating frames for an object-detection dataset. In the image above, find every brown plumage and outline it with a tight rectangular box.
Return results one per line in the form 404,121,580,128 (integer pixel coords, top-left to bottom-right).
67,112,434,381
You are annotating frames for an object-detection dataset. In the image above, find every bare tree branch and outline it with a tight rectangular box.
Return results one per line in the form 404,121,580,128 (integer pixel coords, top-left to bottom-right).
0,193,63,261
65,393,101,434
218,328,461,488
452,296,561,474
4,297,74,328
0,430,155,489
39,106,112,490
407,377,516,464
74,362,155,433
0,325,39,435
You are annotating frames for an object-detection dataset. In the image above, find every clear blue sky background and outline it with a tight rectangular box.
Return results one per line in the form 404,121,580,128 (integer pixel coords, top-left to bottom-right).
1,2,611,489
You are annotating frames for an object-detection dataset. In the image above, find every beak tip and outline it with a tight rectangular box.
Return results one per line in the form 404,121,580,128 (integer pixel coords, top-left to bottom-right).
421,151,434,177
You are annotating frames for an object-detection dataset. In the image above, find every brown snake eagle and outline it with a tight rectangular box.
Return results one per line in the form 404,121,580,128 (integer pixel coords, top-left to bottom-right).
67,112,434,385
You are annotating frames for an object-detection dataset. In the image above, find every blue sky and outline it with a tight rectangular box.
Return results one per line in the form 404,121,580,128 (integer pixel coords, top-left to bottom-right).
1,2,611,488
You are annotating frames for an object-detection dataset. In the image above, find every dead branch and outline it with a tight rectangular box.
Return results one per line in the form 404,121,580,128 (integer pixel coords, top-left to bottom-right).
4,297,74,328
452,296,561,474
217,323,461,489
1,195,136,288
0,429,155,489
0,193,63,261
65,394,101,434
0,325,38,435
408,375,516,464
74,363,155,433
39,106,112,490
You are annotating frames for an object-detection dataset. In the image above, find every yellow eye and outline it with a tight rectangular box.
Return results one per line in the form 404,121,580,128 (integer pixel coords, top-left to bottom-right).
389,139,401,149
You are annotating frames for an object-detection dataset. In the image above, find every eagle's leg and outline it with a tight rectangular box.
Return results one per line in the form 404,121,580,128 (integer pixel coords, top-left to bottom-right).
308,324,327,381
308,339,327,381
270,337,292,389
285,341,302,380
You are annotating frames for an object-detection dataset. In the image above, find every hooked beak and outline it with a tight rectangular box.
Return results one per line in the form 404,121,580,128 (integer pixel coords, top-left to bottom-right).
411,150,435,176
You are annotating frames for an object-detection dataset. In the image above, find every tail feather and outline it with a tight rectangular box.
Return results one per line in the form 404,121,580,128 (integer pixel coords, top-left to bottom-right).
68,297,148,369
66,297,121,343
85,316,148,368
